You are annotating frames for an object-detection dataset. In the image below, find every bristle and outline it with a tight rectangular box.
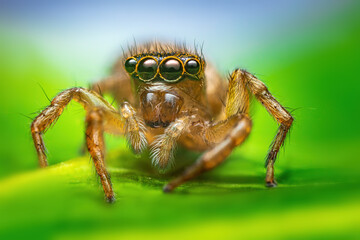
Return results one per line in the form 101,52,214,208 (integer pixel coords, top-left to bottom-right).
122,40,204,60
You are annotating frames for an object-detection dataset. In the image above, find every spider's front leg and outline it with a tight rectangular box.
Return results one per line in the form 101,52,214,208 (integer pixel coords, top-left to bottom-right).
31,88,147,201
76,73,134,155
236,69,294,186
163,114,252,192
85,108,113,201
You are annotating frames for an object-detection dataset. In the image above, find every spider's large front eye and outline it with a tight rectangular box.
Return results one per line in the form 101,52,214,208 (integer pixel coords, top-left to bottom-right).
124,58,137,73
185,59,200,75
137,57,158,81
159,58,183,82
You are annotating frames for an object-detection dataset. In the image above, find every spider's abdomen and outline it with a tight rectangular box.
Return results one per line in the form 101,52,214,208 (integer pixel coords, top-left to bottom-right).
140,90,183,128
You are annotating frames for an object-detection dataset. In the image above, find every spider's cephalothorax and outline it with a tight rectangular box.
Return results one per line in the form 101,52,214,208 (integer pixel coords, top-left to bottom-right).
31,41,293,202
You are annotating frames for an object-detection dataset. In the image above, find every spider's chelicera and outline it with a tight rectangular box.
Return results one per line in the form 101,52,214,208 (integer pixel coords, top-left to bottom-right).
31,42,293,202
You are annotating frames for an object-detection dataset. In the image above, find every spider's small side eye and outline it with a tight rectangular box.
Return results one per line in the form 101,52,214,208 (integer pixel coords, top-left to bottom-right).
125,58,137,73
138,57,158,81
185,59,200,75
160,58,184,82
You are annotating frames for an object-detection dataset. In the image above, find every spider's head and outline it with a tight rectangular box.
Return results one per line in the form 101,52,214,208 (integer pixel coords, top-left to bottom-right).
123,50,206,128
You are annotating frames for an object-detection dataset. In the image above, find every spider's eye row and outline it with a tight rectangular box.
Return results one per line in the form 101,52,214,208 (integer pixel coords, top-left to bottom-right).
125,56,202,82
185,59,200,75
137,58,158,81
124,58,137,73
159,58,183,81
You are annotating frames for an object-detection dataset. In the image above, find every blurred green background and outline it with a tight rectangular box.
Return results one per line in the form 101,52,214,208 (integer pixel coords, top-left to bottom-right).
0,1,359,239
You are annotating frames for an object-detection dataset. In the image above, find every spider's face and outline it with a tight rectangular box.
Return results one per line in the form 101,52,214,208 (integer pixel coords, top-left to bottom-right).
124,52,206,128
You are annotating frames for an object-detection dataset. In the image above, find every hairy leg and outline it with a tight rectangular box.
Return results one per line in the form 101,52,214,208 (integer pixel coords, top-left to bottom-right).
86,109,114,202
31,87,146,165
225,69,250,116
231,69,294,186
164,114,252,192
31,87,146,200
76,74,135,155
32,88,113,166
32,88,101,166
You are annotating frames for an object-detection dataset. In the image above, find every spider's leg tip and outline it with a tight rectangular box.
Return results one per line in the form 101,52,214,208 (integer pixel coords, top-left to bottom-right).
39,162,49,168
163,184,174,193
106,195,116,203
265,180,278,188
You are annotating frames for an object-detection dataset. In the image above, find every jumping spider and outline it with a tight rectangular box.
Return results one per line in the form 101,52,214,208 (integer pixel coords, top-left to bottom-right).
31,42,293,202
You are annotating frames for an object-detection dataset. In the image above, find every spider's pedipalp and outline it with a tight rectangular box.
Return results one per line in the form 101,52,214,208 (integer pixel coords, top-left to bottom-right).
121,102,148,153
150,116,192,171
150,134,176,171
